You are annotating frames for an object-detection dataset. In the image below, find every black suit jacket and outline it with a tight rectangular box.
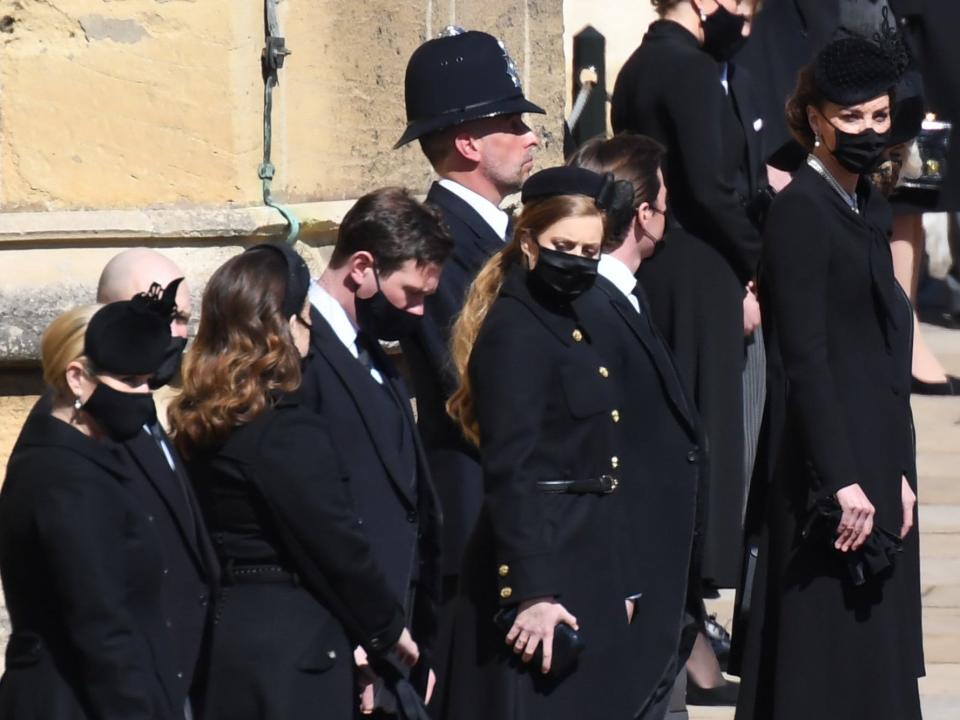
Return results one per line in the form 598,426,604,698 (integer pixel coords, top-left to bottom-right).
400,181,505,577
0,413,187,720
575,276,705,707
298,306,442,646
119,426,219,711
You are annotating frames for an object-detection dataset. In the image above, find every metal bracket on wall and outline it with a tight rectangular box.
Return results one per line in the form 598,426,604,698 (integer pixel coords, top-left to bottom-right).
259,0,300,244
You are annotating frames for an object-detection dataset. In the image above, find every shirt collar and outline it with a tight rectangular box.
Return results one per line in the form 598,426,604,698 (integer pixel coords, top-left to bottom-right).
308,280,360,358
438,178,510,240
598,254,638,300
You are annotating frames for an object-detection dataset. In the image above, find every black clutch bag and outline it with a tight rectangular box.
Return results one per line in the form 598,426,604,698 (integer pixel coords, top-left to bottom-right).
493,606,584,680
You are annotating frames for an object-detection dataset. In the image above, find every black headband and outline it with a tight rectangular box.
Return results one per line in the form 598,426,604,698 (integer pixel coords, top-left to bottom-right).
245,243,311,318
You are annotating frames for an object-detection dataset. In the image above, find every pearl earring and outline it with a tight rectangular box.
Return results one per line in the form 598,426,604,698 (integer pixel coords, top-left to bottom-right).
73,396,82,410
814,134,821,148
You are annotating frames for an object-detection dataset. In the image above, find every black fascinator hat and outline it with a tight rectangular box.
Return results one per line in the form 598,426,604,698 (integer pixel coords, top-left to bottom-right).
814,35,901,107
85,278,181,375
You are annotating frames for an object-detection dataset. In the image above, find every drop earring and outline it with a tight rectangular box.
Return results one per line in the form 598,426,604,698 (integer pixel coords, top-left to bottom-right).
73,396,82,411
814,133,821,148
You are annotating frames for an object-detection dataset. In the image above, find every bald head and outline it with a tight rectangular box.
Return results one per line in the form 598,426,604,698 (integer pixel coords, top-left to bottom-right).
97,248,191,337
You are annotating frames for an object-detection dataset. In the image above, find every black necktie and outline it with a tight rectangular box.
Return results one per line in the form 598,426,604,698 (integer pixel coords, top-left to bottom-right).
147,423,196,540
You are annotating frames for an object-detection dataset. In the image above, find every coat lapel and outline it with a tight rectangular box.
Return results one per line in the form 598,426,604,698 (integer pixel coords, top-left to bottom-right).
596,278,699,435
729,63,764,197
309,313,418,508
124,430,214,575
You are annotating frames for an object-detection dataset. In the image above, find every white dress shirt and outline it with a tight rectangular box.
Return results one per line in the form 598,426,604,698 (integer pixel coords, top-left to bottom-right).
598,254,641,313
438,178,510,240
308,280,383,384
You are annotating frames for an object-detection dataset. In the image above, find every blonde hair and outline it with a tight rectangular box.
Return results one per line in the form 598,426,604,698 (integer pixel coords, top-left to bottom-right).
446,194,606,445
41,305,102,402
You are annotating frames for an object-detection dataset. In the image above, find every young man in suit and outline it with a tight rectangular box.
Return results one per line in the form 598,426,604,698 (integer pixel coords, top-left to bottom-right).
394,32,543,707
571,135,705,720
97,250,218,720
297,187,452,717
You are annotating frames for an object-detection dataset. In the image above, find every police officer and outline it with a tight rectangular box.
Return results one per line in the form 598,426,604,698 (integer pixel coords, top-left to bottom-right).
394,27,544,709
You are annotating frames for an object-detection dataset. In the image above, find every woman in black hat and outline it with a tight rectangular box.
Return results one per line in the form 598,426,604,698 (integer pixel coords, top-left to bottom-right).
168,244,421,720
731,36,923,720
0,293,190,719
442,167,640,720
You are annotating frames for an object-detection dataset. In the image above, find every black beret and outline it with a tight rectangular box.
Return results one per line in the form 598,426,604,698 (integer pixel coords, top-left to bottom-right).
815,36,900,107
85,279,180,375
244,243,311,318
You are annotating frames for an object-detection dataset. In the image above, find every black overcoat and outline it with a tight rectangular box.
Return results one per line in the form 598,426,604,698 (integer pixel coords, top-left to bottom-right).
400,181,504,579
443,268,637,720
187,400,408,720
612,19,763,587
574,276,705,710
297,308,442,649
0,413,188,720
731,164,924,719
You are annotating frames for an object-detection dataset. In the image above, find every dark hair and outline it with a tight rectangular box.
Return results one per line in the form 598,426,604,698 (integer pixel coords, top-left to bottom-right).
568,134,666,251
418,128,455,169
651,0,684,13
329,187,454,275
168,249,302,457
785,64,827,151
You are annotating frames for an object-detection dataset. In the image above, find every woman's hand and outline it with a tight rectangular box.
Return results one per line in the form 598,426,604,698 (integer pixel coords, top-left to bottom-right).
354,645,376,715
625,598,636,624
391,627,420,667
743,283,761,336
504,597,579,674
901,475,917,539
834,483,875,552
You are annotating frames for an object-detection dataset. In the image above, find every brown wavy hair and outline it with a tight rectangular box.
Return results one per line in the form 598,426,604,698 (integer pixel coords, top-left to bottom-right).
168,248,303,458
446,194,606,445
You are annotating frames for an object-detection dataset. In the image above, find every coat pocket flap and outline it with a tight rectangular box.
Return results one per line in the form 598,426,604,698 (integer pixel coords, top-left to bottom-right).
560,364,609,418
296,629,339,672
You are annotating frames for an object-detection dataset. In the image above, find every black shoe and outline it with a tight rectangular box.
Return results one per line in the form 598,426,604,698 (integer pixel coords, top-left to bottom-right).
703,614,731,672
911,375,960,396
686,678,740,706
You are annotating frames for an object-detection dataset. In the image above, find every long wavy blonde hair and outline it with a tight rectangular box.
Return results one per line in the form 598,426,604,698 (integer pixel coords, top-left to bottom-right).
446,194,606,446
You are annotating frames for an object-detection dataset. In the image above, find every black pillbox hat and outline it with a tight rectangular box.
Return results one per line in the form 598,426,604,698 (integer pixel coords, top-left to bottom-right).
85,279,180,375
814,36,900,107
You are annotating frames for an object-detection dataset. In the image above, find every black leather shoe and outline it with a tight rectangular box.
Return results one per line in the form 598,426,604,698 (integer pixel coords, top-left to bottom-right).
911,375,960,396
686,679,740,706
704,614,731,671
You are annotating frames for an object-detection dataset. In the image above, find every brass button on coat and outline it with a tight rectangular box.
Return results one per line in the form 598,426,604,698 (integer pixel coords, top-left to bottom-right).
500,587,513,599
611,409,620,423
572,329,583,342
598,366,609,378
611,456,619,469
498,564,510,577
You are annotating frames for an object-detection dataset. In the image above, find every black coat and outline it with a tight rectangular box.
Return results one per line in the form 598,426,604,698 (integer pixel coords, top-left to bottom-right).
297,306,442,649
187,400,408,720
612,19,764,587
400,181,504,579
0,413,194,720
731,165,924,719
574,276,704,709
892,0,960,210
443,268,637,720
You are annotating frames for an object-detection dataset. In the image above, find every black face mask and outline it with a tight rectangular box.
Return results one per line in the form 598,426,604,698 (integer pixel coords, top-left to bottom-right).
828,123,891,174
148,336,188,390
355,270,422,341
529,246,599,302
83,382,157,441
698,2,748,61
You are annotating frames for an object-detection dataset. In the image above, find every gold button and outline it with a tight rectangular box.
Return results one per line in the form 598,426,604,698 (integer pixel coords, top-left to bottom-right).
498,564,510,577
572,329,583,342
500,587,513,599
611,409,620,423
598,366,609,378
611,456,619,469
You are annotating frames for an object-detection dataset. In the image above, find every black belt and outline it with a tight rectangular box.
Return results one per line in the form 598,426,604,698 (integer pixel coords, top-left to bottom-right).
222,562,299,586
536,475,619,495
